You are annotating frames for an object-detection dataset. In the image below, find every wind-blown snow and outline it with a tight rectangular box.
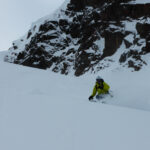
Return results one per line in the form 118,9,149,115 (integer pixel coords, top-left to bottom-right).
0,51,150,150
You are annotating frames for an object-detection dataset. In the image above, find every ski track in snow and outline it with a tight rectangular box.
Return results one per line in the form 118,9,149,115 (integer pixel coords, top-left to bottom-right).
0,51,150,150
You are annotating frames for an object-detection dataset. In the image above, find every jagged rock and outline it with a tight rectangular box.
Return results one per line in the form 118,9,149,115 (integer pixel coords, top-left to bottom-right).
128,60,141,71
136,23,150,38
39,21,57,33
75,51,91,76
124,39,132,48
102,31,124,58
5,0,150,76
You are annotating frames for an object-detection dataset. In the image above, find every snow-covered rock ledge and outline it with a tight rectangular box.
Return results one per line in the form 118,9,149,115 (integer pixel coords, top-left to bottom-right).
4,0,150,76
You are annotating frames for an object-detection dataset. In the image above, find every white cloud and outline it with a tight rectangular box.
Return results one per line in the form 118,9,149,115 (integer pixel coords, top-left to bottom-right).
0,0,66,51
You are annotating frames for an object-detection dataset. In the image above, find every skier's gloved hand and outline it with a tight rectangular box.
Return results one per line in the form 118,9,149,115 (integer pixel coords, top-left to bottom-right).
89,96,93,100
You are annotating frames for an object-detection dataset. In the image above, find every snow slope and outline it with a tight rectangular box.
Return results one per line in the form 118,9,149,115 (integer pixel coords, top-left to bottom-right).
130,0,150,4
0,51,150,150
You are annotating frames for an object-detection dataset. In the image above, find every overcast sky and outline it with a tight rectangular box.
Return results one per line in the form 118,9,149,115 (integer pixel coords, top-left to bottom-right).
0,0,65,51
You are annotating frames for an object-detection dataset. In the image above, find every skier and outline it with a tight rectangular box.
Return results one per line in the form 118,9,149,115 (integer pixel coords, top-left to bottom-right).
89,76,110,101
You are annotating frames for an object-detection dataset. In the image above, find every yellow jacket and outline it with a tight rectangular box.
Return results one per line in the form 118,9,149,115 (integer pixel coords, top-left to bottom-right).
91,82,110,97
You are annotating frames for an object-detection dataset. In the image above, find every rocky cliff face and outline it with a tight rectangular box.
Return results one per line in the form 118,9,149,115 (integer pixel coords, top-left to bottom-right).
5,0,150,76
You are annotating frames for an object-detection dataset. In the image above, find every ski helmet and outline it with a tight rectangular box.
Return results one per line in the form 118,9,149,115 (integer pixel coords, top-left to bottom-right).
96,76,104,83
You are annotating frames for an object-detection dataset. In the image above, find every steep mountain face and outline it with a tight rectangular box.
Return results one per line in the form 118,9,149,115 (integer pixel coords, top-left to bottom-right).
5,0,150,76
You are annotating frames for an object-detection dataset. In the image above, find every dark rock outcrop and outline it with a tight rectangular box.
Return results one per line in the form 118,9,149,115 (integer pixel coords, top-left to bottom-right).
5,0,150,75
